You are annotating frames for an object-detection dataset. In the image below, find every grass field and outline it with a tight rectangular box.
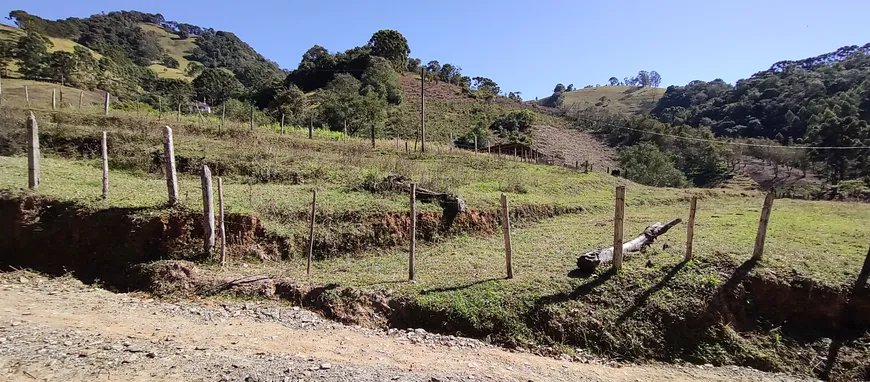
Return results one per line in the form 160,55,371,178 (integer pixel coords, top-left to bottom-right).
140,23,198,80
0,24,102,78
559,85,666,115
2,85,869,380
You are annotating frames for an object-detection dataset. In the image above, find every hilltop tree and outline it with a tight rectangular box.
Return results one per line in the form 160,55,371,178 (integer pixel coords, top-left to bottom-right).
609,77,619,86
566,84,574,91
636,70,651,87
407,57,421,72
470,76,500,100
438,63,462,84
553,83,566,93
650,71,661,87
367,29,410,71
185,61,204,77
46,51,75,83
192,68,244,105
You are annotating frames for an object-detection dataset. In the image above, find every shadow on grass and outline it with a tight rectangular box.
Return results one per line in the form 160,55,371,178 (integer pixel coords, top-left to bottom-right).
534,268,616,306
420,278,502,295
616,261,687,324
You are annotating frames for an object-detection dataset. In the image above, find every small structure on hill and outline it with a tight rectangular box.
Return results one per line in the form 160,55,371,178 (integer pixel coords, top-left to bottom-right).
188,102,211,114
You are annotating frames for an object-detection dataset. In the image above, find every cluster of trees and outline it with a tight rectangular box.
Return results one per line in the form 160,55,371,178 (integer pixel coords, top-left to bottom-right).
456,109,537,147
608,70,661,87
650,43,870,184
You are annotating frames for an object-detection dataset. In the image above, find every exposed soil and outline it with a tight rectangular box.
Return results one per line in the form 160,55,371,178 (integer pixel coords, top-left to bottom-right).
0,272,808,382
530,125,616,170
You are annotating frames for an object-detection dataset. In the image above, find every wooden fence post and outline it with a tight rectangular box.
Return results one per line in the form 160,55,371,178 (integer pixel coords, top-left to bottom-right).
25,85,30,107
51,89,56,110
307,190,317,276
405,141,409,155
371,124,376,148
176,103,181,122
104,92,110,116
501,192,514,279
612,186,626,269
27,112,40,190
101,131,109,200
201,165,215,255
855,245,870,289
280,113,285,134
474,135,478,157
79,91,84,109
420,67,425,153
163,126,179,206
395,133,399,153
752,191,775,260
218,177,226,267
684,196,698,261
409,183,417,281
308,116,313,139
250,105,254,130
220,104,226,133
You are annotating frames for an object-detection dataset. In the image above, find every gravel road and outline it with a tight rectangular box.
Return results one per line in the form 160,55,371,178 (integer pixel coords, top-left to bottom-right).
0,273,810,382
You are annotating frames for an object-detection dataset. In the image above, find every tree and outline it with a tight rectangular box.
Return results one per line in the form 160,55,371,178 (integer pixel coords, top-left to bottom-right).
636,70,651,87
553,83,566,93
618,143,690,187
192,68,244,105
470,77,500,100
15,32,52,79
0,40,13,75
269,84,306,122
318,73,387,134
649,71,661,87
47,51,75,83
185,61,204,77
361,56,403,105
542,91,565,108
367,29,410,71
566,84,574,92
162,55,180,69
438,63,460,84
154,78,194,110
609,77,619,86
425,60,441,74
407,57,421,72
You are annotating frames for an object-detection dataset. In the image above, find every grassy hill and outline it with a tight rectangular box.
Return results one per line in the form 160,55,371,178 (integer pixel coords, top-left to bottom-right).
0,24,102,77
559,85,665,115
0,78,108,109
139,23,198,80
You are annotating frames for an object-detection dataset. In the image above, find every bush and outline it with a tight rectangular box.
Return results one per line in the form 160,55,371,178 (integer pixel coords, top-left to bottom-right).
162,55,180,69
618,143,691,188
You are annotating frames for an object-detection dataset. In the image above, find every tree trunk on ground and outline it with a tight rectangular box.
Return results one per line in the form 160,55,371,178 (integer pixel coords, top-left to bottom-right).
576,219,682,272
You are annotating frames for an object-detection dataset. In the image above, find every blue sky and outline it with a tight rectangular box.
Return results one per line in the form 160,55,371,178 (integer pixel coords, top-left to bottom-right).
5,0,870,99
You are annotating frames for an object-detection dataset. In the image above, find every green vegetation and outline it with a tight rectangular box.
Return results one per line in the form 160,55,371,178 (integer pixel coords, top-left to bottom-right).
650,44,870,184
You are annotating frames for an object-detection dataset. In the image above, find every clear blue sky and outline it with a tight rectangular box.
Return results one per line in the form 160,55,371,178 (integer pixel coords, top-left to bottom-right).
6,0,870,99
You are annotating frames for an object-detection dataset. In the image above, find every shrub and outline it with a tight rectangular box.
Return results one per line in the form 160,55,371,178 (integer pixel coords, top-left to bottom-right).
618,143,690,188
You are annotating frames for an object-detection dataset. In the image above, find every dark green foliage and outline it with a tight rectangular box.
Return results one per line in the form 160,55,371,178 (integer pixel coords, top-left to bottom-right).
152,78,194,109
0,40,14,73
490,110,536,143
407,57,421,72
618,143,690,187
268,84,306,122
317,73,387,134
361,56,403,105
188,30,283,91
438,63,463,85
15,32,51,79
553,83,566,93
162,55,180,69
541,91,564,108
468,77,500,100
566,84,574,92
192,68,244,105
609,77,619,86
367,30,410,71
651,43,870,183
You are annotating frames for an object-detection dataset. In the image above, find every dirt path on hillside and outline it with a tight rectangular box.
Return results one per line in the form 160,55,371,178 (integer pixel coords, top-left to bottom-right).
0,274,806,382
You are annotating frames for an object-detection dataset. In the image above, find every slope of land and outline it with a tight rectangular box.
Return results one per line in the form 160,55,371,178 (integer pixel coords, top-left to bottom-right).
0,24,102,77
1,105,869,381
559,86,665,115
139,23,198,80
0,78,108,109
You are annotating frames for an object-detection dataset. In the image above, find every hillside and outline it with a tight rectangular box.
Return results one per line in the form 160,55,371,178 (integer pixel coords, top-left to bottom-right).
561,85,665,115
139,23,198,80
0,24,102,76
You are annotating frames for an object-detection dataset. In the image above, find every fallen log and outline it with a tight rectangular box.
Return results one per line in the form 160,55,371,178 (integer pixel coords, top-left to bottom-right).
382,175,467,226
576,219,682,272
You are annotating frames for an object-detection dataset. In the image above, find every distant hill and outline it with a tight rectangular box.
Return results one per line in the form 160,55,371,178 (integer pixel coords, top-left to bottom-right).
535,85,665,116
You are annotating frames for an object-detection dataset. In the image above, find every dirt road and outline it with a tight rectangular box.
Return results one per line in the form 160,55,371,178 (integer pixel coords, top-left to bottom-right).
0,273,805,382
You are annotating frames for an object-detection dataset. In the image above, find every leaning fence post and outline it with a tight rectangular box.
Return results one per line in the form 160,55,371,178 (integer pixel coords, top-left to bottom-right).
409,183,417,281
52,88,56,111
218,177,227,267
201,165,215,255
280,113,285,134
27,112,40,190
25,85,30,107
307,189,317,276
752,191,775,260
79,90,84,109
104,92,110,116
684,196,698,261
612,186,626,269
101,131,109,200
501,192,514,279
163,126,179,206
